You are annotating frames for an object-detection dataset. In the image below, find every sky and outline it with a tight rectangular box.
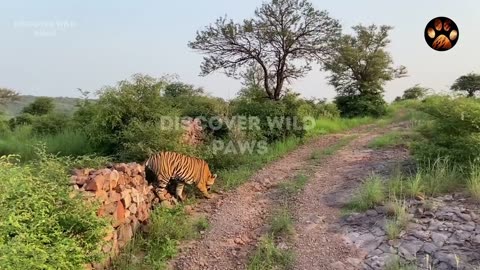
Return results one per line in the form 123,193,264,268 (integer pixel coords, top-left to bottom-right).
1,0,479,102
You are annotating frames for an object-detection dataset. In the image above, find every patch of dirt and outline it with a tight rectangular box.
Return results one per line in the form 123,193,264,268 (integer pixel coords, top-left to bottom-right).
168,124,409,270
292,127,410,270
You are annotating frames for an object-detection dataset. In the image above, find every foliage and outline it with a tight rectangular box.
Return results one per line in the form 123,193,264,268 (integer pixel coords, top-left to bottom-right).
335,94,387,117
451,73,480,97
0,88,19,105
368,131,414,149
8,113,34,129
189,0,341,100
31,113,69,135
247,236,293,270
231,97,305,143
112,207,203,270
468,164,480,201
401,84,428,100
85,74,182,159
0,151,107,270
270,208,295,237
164,82,204,98
324,24,406,117
21,97,55,116
412,96,480,165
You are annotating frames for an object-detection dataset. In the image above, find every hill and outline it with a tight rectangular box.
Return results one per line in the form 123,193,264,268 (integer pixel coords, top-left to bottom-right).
1,95,83,118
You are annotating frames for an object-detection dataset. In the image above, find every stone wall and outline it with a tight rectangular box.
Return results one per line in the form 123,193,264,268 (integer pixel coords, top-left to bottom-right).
70,163,156,269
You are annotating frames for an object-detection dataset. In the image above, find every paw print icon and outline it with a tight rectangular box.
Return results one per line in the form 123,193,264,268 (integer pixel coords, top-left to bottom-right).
425,17,459,51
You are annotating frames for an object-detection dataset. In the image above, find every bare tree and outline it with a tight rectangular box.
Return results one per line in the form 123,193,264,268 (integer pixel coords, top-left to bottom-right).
0,88,19,105
189,0,341,100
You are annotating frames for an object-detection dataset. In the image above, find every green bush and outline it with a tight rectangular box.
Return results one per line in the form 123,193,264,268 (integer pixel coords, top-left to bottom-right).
0,152,107,270
412,96,480,166
8,113,34,130
231,98,305,143
335,94,387,118
31,113,70,135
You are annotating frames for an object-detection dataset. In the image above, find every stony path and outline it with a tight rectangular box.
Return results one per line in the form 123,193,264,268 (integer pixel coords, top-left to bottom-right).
169,133,344,270
292,127,410,270
168,124,408,270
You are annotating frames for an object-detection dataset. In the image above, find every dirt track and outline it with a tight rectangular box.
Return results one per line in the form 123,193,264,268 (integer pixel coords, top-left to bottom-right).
168,123,409,270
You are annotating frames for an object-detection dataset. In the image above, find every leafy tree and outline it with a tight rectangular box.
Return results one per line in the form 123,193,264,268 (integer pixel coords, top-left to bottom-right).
189,0,341,100
402,85,428,100
164,82,204,98
22,97,55,116
0,88,19,105
451,73,480,97
324,25,407,117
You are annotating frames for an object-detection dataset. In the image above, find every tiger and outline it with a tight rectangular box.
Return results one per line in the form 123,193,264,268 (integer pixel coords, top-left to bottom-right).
144,151,217,202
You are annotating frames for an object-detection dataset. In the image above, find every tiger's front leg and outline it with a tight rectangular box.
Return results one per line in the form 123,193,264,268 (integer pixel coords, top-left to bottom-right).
153,185,168,201
175,182,186,202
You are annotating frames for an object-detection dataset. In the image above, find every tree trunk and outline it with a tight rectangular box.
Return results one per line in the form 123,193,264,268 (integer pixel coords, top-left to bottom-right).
468,91,475,98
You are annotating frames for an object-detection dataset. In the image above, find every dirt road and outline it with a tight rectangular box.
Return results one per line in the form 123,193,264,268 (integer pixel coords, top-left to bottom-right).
169,124,409,270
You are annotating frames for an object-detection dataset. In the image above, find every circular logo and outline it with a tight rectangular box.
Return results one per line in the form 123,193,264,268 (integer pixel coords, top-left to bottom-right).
425,17,459,51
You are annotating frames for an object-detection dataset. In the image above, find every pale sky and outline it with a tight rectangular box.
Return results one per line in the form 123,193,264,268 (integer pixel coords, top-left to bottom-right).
1,0,479,102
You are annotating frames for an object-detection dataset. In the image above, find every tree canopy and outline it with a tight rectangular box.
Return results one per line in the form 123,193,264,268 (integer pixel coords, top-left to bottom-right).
451,73,480,97
324,24,407,97
0,88,19,105
189,0,341,100
22,97,55,116
402,85,428,100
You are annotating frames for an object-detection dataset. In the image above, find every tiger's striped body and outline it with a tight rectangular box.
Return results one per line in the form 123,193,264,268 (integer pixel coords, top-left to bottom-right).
145,151,216,201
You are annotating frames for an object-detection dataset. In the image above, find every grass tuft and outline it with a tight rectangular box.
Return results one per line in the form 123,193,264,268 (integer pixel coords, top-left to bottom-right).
247,236,293,270
468,164,480,201
270,208,294,238
347,174,385,211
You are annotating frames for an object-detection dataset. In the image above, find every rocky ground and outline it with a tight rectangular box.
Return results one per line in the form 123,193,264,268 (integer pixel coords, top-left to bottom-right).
342,194,480,270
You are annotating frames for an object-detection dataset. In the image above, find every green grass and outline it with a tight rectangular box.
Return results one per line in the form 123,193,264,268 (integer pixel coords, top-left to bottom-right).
384,256,416,270
270,208,295,238
112,207,205,270
385,200,409,240
247,236,294,270
306,117,373,137
346,174,385,211
468,165,480,201
0,126,95,162
278,174,309,197
368,132,413,149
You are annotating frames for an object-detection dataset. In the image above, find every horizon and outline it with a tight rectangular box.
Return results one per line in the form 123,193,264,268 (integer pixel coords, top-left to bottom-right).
1,0,480,102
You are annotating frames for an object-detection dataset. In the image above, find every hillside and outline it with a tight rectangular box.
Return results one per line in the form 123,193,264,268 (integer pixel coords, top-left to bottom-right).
1,95,82,118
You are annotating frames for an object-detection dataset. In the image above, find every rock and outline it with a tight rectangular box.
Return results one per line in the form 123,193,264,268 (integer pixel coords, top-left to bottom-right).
128,203,137,215
346,257,362,267
85,175,105,192
421,242,437,254
95,190,108,203
472,234,480,245
411,230,430,241
121,190,132,208
329,261,346,270
234,237,245,245
398,239,423,260
108,191,121,203
431,232,449,247
366,210,378,216
434,251,458,268
75,176,89,186
113,201,126,227
117,223,133,247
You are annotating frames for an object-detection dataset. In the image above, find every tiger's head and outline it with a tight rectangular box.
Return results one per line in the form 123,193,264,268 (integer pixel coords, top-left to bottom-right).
206,173,217,191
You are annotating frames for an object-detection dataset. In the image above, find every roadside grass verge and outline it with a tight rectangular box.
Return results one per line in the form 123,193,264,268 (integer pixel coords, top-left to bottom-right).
112,207,209,270
306,117,373,138
0,126,95,162
368,131,416,149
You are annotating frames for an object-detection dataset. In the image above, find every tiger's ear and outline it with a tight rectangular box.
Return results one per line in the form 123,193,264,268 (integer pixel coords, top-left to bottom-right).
213,174,217,179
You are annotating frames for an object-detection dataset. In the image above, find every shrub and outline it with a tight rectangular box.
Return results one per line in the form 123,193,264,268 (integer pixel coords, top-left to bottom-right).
231,98,305,143
413,96,480,169
0,152,107,269
335,94,387,118
8,113,34,129
31,113,70,135
21,96,55,116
